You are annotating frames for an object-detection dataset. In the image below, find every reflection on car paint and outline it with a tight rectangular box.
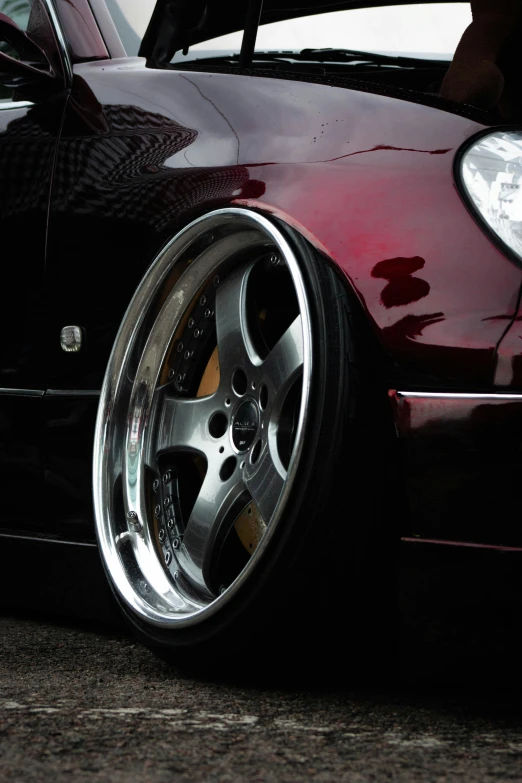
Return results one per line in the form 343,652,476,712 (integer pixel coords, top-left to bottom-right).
391,390,522,547
324,144,453,162
371,256,430,308
1,33,520,543
495,314,522,388
47,65,522,392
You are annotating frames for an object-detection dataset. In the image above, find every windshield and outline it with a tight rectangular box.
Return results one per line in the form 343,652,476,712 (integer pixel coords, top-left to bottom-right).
106,2,471,60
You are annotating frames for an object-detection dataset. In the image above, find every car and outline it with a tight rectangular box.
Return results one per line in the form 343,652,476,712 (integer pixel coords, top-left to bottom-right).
2,0,522,669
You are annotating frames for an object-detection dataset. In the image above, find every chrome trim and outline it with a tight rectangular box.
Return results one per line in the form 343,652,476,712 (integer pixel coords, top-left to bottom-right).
0,388,44,397
402,536,522,553
43,0,73,85
0,531,97,547
396,391,522,401
46,389,100,397
0,100,34,110
0,388,101,398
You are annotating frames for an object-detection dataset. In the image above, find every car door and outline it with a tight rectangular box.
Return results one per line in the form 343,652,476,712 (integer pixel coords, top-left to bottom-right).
0,0,68,534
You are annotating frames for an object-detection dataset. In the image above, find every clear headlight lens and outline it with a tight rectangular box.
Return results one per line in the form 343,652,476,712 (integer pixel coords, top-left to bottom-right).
460,131,522,260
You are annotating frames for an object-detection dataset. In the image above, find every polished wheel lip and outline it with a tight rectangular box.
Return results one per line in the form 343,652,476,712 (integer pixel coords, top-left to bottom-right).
396,391,522,400
93,208,313,628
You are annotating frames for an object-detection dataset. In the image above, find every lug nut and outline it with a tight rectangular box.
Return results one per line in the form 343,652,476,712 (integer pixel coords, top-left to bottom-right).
158,528,165,543
194,329,200,338
177,342,184,352
154,504,161,516
204,308,212,319
127,511,142,532
168,368,176,379
167,518,174,529
173,537,181,550
162,473,171,484
152,479,159,492
188,317,195,328
164,496,171,507
270,253,279,265
199,295,207,306
165,551,172,566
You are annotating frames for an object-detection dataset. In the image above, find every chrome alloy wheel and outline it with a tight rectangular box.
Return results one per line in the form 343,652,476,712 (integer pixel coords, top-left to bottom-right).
93,209,312,628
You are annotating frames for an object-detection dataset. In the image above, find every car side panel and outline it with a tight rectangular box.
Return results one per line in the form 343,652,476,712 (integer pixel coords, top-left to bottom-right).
46,63,522,392
0,0,69,532
0,101,56,391
43,62,522,542
0,101,50,532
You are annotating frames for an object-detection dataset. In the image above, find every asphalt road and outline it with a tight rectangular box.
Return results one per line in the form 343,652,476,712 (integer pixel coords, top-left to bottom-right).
2,615,522,783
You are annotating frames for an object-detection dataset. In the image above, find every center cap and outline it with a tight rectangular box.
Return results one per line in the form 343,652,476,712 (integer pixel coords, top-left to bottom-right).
232,400,259,452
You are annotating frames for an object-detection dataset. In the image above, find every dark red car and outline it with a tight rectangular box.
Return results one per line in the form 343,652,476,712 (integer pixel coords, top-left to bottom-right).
2,0,521,666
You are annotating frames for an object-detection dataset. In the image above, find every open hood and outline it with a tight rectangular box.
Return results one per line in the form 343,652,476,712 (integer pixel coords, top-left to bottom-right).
140,0,460,61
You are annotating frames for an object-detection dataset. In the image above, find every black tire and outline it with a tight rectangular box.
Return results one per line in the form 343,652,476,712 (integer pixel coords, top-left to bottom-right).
93,209,399,676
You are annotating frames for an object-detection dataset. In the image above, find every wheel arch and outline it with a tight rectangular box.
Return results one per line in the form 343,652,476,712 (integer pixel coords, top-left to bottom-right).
92,205,404,661
169,201,395,387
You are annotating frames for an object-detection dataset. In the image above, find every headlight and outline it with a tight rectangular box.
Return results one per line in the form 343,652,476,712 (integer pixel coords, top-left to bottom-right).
460,131,522,261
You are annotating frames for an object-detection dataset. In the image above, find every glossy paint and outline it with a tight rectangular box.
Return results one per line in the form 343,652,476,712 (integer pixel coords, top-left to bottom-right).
54,0,108,63
0,98,50,391
45,61,522,393
0,3,66,390
494,306,522,388
0,393,45,533
0,0,69,531
37,58,522,542
3,2,522,545
391,391,522,547
43,393,99,539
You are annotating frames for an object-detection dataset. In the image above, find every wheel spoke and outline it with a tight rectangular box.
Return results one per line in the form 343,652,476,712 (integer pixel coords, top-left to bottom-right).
215,263,253,380
177,470,245,590
262,315,303,395
244,445,285,526
154,394,216,457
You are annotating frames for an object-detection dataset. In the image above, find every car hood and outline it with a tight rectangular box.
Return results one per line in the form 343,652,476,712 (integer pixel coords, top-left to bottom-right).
140,0,460,58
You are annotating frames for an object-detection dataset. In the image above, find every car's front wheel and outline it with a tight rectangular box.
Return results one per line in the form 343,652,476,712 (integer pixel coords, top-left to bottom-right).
93,208,397,671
